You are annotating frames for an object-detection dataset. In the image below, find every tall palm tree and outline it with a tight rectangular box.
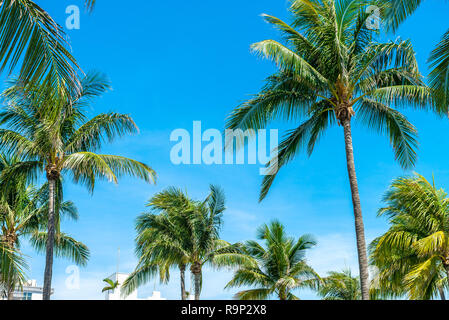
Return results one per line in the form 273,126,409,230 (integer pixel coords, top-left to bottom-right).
226,0,435,299
318,269,361,300
0,73,156,299
370,174,449,300
0,154,89,299
225,220,320,300
381,0,449,108
122,186,245,300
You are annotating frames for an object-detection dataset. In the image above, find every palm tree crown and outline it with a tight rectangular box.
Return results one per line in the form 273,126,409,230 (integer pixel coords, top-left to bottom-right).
226,220,320,300
0,72,156,191
0,0,83,99
0,0,101,98
318,269,361,300
122,187,193,300
370,174,449,300
102,278,119,293
228,0,432,197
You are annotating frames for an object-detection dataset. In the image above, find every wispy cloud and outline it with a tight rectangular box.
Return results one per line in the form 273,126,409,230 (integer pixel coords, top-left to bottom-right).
307,233,358,276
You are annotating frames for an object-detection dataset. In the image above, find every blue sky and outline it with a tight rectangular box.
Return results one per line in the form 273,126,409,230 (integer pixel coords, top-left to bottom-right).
16,0,449,299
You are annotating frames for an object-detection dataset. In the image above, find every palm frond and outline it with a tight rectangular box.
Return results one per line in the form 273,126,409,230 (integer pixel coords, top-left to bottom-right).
381,0,422,32
64,152,156,193
0,0,81,98
428,29,449,112
120,262,159,297
260,104,333,201
356,98,418,169
251,40,328,87
65,112,136,153
29,231,89,266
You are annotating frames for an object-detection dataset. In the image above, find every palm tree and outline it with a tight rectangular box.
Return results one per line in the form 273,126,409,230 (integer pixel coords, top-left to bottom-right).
102,278,119,294
0,154,89,299
123,186,245,300
381,0,449,108
370,174,449,300
226,0,435,299
225,220,320,300
317,269,361,300
0,240,26,300
0,73,156,299
122,187,192,300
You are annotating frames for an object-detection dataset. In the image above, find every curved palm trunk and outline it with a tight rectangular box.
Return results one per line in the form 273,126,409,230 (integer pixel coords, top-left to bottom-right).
342,119,370,300
43,177,56,300
180,264,186,300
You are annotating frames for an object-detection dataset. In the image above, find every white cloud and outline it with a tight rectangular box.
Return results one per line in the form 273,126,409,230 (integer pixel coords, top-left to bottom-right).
223,209,259,238
307,233,358,276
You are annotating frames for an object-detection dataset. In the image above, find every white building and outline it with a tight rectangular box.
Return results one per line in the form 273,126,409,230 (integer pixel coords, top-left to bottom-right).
146,291,166,300
2,280,53,300
104,272,165,300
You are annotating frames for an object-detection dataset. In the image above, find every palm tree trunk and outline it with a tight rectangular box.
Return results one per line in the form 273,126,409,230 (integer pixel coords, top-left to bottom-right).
43,177,56,300
180,264,186,300
7,286,14,300
342,118,370,300
279,289,286,300
439,286,446,300
5,241,16,300
193,271,201,300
